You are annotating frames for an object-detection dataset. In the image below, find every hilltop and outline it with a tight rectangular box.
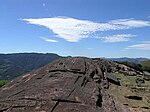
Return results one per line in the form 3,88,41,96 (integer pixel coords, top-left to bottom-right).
0,57,149,112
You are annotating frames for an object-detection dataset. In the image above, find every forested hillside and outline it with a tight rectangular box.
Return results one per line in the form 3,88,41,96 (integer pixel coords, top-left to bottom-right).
0,53,61,79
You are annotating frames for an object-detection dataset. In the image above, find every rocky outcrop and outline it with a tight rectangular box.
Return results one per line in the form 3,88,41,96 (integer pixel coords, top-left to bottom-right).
0,57,141,112
94,58,144,76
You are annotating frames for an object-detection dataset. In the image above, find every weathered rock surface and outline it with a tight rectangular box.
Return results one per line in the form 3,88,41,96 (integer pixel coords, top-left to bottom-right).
0,57,141,112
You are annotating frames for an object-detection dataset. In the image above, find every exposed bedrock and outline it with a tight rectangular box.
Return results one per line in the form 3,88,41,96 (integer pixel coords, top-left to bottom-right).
0,57,133,112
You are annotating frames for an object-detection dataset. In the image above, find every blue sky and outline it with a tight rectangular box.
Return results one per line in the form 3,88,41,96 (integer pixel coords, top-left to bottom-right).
0,0,150,58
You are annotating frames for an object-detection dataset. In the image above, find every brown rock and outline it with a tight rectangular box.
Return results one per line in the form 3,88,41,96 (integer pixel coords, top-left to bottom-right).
0,57,141,112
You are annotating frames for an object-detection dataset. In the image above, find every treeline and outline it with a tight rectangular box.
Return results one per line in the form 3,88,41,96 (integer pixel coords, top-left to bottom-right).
141,60,150,73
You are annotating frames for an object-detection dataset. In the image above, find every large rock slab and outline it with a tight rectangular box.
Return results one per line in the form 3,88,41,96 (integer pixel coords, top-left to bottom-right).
0,57,135,112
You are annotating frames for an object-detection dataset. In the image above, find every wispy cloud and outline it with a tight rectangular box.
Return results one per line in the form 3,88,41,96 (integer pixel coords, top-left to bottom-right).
40,37,58,43
126,41,150,50
100,34,136,43
87,48,94,50
23,17,150,42
110,19,150,28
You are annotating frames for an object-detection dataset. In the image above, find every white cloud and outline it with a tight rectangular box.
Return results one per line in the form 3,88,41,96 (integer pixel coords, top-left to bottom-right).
23,17,150,42
23,17,126,42
45,39,58,42
87,48,94,50
126,41,150,50
100,34,136,43
40,37,58,43
110,19,150,28
143,41,150,43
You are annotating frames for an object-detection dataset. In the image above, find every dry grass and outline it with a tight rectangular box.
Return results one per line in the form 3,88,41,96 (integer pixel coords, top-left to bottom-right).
108,73,150,111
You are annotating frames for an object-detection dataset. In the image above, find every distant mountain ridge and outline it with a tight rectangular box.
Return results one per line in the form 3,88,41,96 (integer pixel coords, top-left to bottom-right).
0,53,62,80
0,53,149,80
108,57,149,64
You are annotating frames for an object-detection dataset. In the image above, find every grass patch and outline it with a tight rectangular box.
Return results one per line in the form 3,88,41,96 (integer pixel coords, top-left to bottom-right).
108,73,150,111
114,73,137,86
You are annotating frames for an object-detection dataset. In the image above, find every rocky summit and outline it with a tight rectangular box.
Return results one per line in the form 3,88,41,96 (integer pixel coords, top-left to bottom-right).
0,57,142,112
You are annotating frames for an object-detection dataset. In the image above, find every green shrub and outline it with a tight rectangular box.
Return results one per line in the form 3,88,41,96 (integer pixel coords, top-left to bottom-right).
0,80,9,87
